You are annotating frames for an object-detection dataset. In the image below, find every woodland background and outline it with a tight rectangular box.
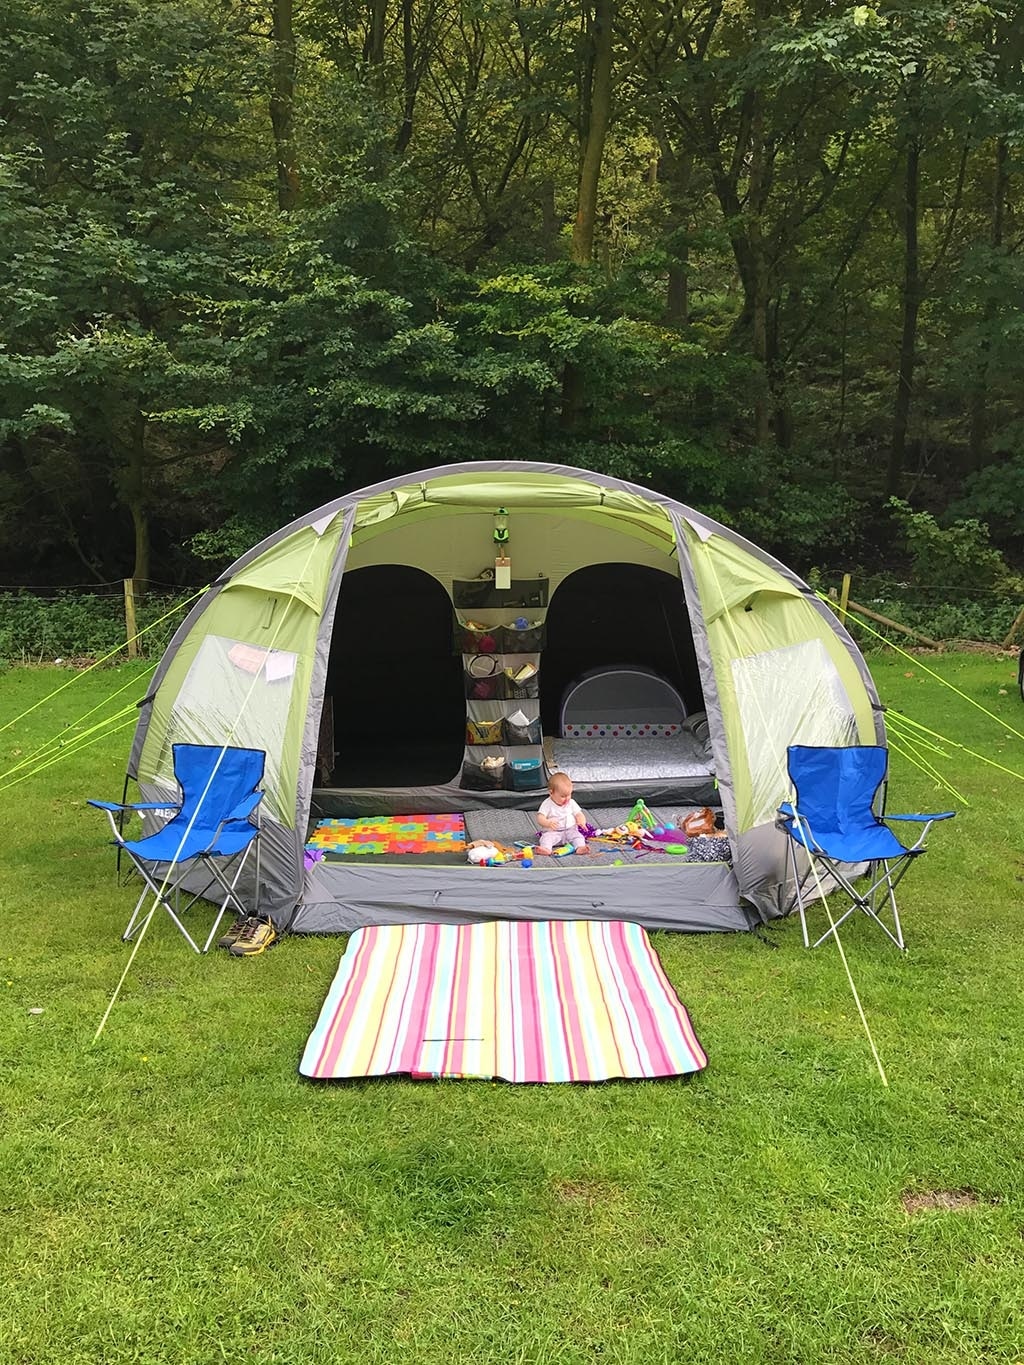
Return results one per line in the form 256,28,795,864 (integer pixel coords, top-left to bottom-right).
1,0,1023,599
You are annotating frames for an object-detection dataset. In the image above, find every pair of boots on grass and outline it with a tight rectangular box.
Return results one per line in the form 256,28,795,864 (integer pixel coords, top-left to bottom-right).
216,915,277,956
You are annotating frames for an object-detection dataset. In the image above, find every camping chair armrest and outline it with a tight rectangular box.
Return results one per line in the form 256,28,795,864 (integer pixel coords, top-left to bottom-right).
883,810,955,854
226,791,263,821
884,812,956,823
88,798,180,843
205,792,264,848
777,802,796,824
87,799,173,812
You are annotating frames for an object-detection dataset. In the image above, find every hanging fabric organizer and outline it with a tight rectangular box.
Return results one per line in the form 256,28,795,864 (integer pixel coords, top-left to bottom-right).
457,582,548,793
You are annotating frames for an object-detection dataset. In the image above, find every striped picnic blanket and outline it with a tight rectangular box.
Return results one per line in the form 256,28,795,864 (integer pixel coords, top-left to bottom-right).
299,919,707,1083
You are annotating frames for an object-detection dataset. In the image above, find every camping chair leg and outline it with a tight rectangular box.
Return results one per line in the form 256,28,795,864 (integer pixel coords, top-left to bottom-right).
795,857,886,951
863,860,906,950
806,860,907,951
122,880,155,943
200,843,257,954
118,850,209,955
785,840,811,949
122,877,204,954
163,905,204,954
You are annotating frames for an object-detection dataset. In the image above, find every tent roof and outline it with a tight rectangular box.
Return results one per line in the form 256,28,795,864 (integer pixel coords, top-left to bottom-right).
348,469,675,544
221,462,734,585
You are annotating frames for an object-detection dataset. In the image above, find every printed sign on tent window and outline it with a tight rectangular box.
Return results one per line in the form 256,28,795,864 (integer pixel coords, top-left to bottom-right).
163,635,298,822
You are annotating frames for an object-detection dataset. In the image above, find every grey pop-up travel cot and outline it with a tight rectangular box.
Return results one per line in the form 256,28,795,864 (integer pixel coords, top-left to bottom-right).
125,462,884,935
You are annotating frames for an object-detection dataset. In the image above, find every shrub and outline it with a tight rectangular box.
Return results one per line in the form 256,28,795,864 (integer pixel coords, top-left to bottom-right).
0,591,194,662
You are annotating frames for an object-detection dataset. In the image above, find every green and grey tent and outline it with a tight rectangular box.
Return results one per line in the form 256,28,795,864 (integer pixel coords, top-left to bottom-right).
127,462,884,934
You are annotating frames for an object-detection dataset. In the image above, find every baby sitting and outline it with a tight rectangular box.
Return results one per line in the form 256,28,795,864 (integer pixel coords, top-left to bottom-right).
536,772,590,855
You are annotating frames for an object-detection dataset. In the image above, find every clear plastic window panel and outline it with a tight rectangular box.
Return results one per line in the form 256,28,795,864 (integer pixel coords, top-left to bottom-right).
162,635,298,822
731,638,859,829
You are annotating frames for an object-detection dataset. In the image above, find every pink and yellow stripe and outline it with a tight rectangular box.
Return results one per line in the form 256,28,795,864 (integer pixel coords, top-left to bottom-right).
300,920,708,1083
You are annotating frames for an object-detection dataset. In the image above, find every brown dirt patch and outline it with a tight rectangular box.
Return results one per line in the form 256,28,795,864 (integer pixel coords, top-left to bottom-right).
901,1188,983,1215
552,1178,620,1208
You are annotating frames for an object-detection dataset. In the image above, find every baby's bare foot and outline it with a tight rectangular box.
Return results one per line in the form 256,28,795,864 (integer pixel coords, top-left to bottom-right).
537,845,552,856
575,843,590,854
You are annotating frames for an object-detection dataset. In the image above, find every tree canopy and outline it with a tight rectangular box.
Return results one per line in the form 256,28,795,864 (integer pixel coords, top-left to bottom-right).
2,0,1022,586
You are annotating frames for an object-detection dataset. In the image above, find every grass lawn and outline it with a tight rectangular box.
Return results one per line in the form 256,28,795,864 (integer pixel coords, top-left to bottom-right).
1,652,1023,1364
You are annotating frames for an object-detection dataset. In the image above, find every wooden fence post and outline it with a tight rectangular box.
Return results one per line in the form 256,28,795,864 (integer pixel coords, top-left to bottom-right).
1001,605,1024,651
839,572,851,624
124,578,138,659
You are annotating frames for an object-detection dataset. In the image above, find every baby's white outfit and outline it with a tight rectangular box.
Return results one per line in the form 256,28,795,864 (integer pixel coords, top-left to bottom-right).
537,796,586,851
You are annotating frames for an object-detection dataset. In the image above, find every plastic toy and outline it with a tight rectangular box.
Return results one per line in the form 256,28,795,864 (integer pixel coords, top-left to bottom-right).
552,843,574,857
639,827,690,856
628,800,657,831
467,839,511,865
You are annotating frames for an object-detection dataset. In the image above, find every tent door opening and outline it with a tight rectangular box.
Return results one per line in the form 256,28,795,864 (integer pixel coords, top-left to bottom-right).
323,565,464,788
540,561,704,736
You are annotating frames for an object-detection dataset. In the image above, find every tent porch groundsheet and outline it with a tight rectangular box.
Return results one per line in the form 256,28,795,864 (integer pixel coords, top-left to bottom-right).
299,918,708,1082
291,857,750,935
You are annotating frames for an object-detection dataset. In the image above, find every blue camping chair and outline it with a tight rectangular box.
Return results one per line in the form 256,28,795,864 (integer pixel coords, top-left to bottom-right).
90,744,265,954
778,745,955,950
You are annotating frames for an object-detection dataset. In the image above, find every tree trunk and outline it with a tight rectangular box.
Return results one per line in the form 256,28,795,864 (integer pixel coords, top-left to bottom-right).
890,87,922,496
571,0,615,265
270,0,299,210
747,85,771,448
559,362,585,431
126,412,150,590
666,259,688,325
660,146,693,325
365,0,386,68
394,0,417,154
968,136,1008,469
750,241,771,447
540,179,559,262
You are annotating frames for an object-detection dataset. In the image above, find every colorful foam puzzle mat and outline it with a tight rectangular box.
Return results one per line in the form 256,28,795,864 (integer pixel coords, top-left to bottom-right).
305,814,466,857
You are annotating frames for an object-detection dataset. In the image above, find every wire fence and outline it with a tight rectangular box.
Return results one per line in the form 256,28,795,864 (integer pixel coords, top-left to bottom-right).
0,582,204,662
0,576,1021,663
813,573,1023,651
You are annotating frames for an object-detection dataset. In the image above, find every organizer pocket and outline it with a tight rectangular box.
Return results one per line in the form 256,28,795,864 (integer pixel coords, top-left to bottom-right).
508,757,544,791
466,717,504,746
501,655,540,700
464,653,503,701
460,753,507,791
503,620,545,653
502,712,543,746
456,620,503,654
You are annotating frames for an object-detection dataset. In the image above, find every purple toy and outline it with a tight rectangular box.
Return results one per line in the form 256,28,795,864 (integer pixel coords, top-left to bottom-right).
638,828,689,854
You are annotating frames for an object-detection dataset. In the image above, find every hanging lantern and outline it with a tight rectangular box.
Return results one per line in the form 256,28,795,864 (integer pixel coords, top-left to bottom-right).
493,507,511,588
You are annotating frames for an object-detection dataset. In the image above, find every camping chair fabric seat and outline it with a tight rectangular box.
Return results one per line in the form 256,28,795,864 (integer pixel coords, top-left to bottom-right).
89,744,265,954
777,802,912,862
778,744,954,950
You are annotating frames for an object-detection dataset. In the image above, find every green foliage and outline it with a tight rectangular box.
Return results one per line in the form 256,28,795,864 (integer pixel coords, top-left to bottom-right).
887,497,1023,594
1,0,1024,584
948,456,1024,553
859,592,1018,646
0,591,189,661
